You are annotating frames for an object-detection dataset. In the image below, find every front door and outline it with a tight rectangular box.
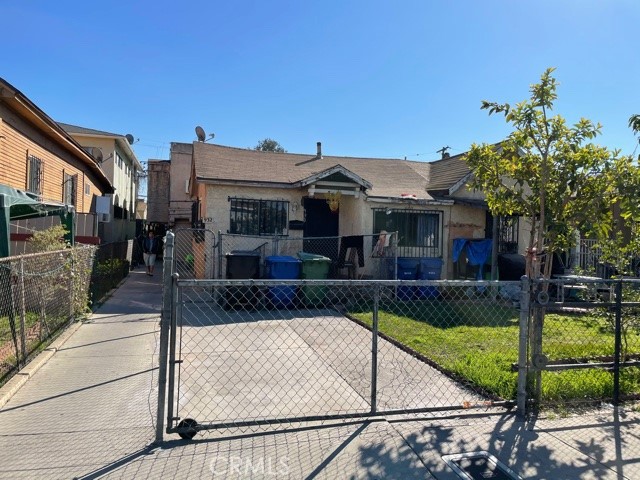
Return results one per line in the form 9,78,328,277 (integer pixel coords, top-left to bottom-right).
303,197,339,261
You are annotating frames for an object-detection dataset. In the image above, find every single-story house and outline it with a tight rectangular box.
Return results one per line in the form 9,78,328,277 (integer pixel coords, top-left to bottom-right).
169,141,527,279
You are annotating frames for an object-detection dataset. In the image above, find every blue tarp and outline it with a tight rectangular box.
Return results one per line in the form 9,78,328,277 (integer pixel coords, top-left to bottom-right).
452,238,493,280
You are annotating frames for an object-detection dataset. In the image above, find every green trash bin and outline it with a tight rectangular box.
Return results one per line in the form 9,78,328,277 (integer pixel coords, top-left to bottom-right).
298,252,332,305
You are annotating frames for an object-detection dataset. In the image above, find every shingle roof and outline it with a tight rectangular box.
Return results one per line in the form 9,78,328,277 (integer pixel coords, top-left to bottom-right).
424,152,471,192
57,122,123,138
192,143,452,200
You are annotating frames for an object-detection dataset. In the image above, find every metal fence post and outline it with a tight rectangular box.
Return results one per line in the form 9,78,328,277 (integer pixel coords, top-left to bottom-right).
517,276,531,417
68,250,74,321
155,231,174,444
18,257,27,367
613,279,623,406
370,284,380,414
217,231,223,279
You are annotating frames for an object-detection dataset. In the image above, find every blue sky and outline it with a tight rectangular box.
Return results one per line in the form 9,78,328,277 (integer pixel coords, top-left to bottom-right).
2,0,639,172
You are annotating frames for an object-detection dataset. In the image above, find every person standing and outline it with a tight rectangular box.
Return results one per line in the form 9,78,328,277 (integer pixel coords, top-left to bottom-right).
143,231,158,276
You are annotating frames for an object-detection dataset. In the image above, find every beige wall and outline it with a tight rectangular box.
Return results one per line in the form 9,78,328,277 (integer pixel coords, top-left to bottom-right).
451,182,485,201
68,135,139,219
170,143,194,225
203,182,494,278
0,107,104,213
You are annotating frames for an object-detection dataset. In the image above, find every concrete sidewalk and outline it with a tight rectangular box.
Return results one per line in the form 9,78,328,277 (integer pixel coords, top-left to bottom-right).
0,265,638,479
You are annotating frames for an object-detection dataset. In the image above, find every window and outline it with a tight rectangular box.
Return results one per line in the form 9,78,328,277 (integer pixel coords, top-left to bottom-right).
85,183,91,196
63,173,78,206
27,155,44,196
373,208,442,257
229,198,289,236
114,204,124,219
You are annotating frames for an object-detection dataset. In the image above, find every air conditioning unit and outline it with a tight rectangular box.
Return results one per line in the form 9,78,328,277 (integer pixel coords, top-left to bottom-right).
98,213,111,223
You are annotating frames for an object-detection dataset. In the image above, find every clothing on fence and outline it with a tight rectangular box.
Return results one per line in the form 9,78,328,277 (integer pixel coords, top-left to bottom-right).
338,235,365,268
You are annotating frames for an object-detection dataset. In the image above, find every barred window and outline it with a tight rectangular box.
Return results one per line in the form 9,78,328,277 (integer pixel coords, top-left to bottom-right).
229,198,289,236
27,155,44,196
498,215,519,254
63,173,78,206
373,208,442,257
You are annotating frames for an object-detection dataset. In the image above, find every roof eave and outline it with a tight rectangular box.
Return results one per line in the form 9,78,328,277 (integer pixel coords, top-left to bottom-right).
296,164,373,189
1,79,114,194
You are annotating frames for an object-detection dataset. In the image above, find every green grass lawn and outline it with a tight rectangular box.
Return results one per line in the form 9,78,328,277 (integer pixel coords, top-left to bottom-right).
351,299,640,403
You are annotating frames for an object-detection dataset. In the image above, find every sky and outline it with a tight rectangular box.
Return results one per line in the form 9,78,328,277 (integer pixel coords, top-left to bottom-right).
2,0,639,182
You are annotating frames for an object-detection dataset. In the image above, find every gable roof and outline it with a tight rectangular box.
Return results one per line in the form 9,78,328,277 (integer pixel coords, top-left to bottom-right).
424,152,471,193
191,143,466,200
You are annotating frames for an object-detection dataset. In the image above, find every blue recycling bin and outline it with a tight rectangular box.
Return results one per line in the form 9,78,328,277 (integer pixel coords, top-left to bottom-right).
396,257,420,300
418,257,443,298
265,255,301,307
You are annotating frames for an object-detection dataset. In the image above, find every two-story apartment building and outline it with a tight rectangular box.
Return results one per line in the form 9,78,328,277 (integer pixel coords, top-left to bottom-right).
0,78,113,256
59,123,143,242
58,123,143,242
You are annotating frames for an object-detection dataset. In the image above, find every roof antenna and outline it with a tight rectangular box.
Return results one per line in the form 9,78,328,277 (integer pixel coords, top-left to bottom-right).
437,146,451,159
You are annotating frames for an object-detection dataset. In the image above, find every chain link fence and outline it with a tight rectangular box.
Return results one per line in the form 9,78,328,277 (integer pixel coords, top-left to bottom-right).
173,228,217,280
528,277,640,413
0,246,96,382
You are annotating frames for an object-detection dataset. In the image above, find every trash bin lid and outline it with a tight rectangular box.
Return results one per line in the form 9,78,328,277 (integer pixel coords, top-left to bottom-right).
227,250,261,257
265,255,301,263
297,251,331,262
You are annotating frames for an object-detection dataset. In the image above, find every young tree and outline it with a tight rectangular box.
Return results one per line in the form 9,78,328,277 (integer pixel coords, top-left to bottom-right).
630,114,640,137
254,138,287,153
466,68,616,278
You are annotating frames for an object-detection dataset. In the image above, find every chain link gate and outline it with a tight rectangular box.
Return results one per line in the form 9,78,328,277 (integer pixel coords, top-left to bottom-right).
525,277,640,415
157,233,521,440
173,228,217,280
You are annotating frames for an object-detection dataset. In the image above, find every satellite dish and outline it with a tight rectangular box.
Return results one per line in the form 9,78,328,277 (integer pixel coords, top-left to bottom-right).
93,148,104,163
125,134,135,145
195,126,206,142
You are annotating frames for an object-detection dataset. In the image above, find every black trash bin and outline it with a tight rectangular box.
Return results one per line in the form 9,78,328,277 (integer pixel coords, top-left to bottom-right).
225,250,261,309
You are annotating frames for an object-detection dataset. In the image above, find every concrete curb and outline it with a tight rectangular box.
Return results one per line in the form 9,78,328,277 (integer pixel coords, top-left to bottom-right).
0,321,84,409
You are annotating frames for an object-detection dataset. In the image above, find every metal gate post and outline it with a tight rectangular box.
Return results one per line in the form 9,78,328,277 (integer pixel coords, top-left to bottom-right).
18,257,27,367
517,276,531,417
155,231,174,444
217,231,223,279
370,284,380,414
166,273,180,431
613,280,623,406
